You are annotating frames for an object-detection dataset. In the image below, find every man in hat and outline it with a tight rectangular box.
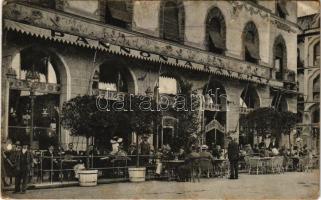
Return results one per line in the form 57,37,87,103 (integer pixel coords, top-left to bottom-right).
227,136,239,179
140,135,151,166
12,143,33,194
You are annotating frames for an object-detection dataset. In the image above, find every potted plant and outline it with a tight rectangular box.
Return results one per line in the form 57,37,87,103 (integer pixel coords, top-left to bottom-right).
126,94,161,182
61,95,117,186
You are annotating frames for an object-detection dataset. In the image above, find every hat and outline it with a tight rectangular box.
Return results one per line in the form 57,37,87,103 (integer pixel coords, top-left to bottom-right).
15,141,21,146
110,136,123,144
201,145,208,150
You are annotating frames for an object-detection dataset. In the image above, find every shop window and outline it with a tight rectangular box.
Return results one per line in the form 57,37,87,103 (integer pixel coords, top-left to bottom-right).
243,22,260,64
160,0,184,43
273,35,287,81
105,0,132,29
313,75,320,101
276,0,288,19
314,42,320,66
206,7,226,55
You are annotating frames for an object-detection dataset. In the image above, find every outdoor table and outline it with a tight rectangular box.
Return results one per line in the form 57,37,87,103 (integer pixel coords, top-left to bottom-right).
162,160,184,181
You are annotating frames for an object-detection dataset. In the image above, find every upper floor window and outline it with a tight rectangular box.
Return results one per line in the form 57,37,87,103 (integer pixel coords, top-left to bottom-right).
22,0,56,9
160,0,185,43
314,42,320,66
273,35,287,81
243,22,260,64
313,75,320,101
276,0,288,19
206,7,226,55
104,0,132,29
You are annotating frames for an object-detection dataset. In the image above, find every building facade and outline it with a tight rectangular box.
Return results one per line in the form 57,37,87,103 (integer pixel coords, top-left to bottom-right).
297,13,320,154
2,0,299,150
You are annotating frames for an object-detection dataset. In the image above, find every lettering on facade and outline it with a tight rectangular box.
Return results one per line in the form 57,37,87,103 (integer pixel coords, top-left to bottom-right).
3,3,275,85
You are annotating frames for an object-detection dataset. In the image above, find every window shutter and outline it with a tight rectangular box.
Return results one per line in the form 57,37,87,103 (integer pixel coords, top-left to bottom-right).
245,41,260,60
107,0,131,23
209,31,226,50
277,0,289,16
163,2,180,42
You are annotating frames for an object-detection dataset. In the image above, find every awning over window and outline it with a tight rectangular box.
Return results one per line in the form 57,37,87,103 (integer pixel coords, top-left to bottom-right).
107,0,131,23
209,31,226,50
277,2,289,16
245,42,260,60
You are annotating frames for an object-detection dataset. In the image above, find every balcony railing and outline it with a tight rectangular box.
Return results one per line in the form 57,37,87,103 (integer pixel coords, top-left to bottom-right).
239,107,254,114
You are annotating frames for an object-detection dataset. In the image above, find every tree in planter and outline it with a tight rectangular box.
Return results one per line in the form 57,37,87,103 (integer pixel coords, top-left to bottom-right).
125,94,162,167
243,107,281,143
61,95,118,168
279,111,297,149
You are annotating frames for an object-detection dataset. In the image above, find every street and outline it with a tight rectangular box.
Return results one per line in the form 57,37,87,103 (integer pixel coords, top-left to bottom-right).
3,171,319,199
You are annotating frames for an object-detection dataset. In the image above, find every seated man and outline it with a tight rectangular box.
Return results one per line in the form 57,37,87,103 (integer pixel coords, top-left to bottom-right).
43,145,59,181
63,143,78,180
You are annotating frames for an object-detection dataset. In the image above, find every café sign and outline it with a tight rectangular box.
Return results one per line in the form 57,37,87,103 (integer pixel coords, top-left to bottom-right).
3,3,282,86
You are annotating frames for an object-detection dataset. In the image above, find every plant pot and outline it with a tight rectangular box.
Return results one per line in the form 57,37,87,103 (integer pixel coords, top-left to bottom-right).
78,170,98,186
128,167,146,182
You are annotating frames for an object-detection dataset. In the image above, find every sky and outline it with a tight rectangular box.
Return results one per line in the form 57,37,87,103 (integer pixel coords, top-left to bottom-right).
297,0,320,17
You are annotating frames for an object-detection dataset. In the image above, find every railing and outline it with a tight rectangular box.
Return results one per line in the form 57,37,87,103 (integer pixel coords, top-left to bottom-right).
239,107,254,114
4,153,159,185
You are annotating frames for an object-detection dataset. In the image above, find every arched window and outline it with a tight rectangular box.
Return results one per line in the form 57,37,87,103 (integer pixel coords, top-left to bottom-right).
8,47,61,149
243,22,260,64
313,75,320,101
160,0,184,43
276,0,288,19
273,35,287,81
314,42,320,66
104,0,132,29
94,65,128,93
206,7,226,55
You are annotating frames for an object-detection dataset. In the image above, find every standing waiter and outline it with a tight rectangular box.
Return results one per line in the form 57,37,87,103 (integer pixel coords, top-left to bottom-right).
228,136,239,179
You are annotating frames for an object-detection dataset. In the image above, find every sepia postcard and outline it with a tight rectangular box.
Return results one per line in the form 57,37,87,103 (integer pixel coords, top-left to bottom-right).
1,0,320,199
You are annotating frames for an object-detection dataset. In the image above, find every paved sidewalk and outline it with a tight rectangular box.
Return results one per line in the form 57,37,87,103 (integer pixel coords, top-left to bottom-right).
3,171,319,199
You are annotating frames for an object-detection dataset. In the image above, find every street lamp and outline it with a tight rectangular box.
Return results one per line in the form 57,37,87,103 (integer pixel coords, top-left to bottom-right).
25,64,40,148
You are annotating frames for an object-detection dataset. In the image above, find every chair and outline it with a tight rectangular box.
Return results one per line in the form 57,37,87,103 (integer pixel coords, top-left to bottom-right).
180,158,200,182
248,157,264,175
198,157,213,178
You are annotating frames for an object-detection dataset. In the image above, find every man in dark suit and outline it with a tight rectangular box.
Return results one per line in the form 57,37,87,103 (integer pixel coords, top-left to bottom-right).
12,143,33,194
228,137,239,179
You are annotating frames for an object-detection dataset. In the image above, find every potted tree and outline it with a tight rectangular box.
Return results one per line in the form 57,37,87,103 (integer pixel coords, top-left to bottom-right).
61,95,117,186
126,94,161,182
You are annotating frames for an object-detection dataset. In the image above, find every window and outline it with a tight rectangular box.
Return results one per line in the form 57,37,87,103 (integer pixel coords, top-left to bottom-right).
23,0,56,9
273,35,287,81
95,65,128,92
276,0,288,19
243,22,260,64
105,0,132,29
314,42,320,66
8,47,61,149
313,75,320,101
160,0,184,43
206,7,226,55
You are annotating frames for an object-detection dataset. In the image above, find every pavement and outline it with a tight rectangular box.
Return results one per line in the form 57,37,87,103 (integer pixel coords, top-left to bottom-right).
2,171,320,199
